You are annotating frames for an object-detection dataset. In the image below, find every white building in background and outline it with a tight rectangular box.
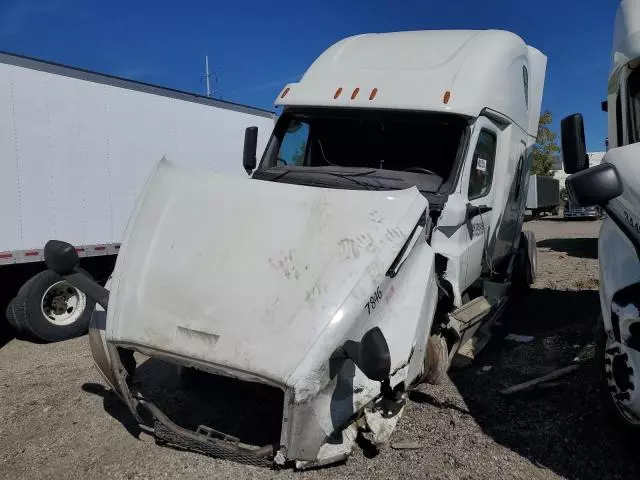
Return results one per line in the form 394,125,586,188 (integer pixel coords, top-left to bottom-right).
552,151,605,190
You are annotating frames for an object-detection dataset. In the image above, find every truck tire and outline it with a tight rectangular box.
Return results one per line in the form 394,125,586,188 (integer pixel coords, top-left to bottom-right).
421,334,450,385
596,316,640,434
9,269,96,342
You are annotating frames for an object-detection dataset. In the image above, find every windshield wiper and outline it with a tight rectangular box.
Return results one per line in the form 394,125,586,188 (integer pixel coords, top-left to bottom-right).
264,168,385,190
321,172,386,190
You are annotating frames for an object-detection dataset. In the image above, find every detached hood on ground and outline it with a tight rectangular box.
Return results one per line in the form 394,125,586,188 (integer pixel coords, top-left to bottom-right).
107,159,428,386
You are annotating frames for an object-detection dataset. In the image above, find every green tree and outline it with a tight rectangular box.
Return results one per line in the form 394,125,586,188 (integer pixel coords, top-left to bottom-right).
531,110,560,176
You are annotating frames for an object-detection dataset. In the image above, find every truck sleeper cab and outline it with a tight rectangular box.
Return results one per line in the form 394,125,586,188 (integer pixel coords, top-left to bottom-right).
48,29,546,468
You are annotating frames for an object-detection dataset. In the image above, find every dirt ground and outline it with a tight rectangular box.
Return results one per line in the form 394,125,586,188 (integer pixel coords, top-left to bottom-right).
1,218,638,480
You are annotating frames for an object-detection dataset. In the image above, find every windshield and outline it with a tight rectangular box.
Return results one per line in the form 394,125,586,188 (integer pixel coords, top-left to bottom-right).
258,109,467,188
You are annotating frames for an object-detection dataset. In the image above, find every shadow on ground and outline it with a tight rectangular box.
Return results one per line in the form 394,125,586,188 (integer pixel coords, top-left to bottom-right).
0,324,15,349
449,287,640,480
538,237,599,259
82,382,142,438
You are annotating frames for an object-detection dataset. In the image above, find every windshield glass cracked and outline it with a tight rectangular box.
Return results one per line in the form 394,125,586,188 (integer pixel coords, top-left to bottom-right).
256,108,468,193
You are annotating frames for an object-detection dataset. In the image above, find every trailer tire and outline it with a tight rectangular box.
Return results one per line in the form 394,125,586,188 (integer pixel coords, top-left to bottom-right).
10,269,96,342
5,299,23,333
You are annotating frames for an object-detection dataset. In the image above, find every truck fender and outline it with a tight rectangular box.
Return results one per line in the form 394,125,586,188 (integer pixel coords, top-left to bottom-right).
521,230,537,285
88,302,120,395
511,230,537,286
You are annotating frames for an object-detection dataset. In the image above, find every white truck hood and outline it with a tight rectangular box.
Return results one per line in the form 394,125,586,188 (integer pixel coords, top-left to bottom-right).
107,159,428,386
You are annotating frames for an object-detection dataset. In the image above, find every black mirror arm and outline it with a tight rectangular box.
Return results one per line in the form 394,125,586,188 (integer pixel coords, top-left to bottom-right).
64,269,110,311
341,340,359,363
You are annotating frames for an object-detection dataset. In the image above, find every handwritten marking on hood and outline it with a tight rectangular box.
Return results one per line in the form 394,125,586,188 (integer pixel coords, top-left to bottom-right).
260,296,281,328
369,210,384,224
269,250,300,280
305,282,326,303
339,239,360,260
385,227,405,243
357,233,377,253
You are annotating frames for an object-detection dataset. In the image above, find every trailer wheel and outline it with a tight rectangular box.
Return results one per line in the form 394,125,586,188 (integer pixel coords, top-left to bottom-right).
10,269,96,342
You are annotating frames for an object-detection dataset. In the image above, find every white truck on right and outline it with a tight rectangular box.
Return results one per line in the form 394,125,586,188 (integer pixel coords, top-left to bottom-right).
562,0,640,432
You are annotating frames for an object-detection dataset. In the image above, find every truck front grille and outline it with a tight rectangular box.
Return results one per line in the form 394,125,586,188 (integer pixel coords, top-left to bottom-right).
135,358,284,452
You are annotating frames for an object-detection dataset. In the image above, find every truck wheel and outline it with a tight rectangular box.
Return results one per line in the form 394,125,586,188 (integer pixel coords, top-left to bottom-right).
421,334,450,385
596,317,640,433
9,269,96,342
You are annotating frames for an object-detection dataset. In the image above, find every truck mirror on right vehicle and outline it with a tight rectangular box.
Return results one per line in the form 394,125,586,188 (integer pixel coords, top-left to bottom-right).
561,114,589,174
566,163,623,207
243,126,258,174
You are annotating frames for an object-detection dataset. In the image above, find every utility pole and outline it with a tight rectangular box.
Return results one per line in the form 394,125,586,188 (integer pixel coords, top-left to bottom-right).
205,55,211,97
202,55,219,98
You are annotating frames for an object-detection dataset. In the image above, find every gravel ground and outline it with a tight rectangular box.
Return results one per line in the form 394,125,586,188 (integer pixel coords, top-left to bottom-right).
1,218,638,480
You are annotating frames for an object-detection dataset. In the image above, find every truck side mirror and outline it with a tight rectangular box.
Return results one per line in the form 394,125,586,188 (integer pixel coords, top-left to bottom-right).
44,240,79,275
561,114,589,174
243,126,258,174
341,327,391,382
566,163,622,207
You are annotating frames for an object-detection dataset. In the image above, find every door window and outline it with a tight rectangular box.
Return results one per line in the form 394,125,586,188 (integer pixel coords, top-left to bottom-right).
277,120,310,166
468,129,497,200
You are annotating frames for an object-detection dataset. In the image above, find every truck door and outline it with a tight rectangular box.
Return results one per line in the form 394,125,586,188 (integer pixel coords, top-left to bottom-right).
462,117,500,289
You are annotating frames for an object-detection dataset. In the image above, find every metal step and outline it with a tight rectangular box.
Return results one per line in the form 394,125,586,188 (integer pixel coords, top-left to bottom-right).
449,296,492,331
448,295,507,368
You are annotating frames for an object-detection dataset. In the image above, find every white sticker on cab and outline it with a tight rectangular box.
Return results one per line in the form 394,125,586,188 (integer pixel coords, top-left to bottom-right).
477,158,488,172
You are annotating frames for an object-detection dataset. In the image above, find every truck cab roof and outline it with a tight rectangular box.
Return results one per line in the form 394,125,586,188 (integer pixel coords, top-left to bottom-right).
276,29,545,138
611,0,640,86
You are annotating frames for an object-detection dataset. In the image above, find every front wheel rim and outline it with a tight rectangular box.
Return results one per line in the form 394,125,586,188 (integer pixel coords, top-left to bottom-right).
41,280,87,326
604,334,640,425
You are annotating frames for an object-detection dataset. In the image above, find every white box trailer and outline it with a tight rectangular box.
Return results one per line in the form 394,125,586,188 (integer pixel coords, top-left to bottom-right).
0,51,275,342
526,174,560,215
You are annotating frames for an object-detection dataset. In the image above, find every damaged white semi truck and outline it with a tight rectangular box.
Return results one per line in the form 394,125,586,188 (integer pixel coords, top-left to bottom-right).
45,29,546,468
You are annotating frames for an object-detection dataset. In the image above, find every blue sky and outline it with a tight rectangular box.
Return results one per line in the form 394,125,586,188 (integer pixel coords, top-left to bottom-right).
0,0,617,151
